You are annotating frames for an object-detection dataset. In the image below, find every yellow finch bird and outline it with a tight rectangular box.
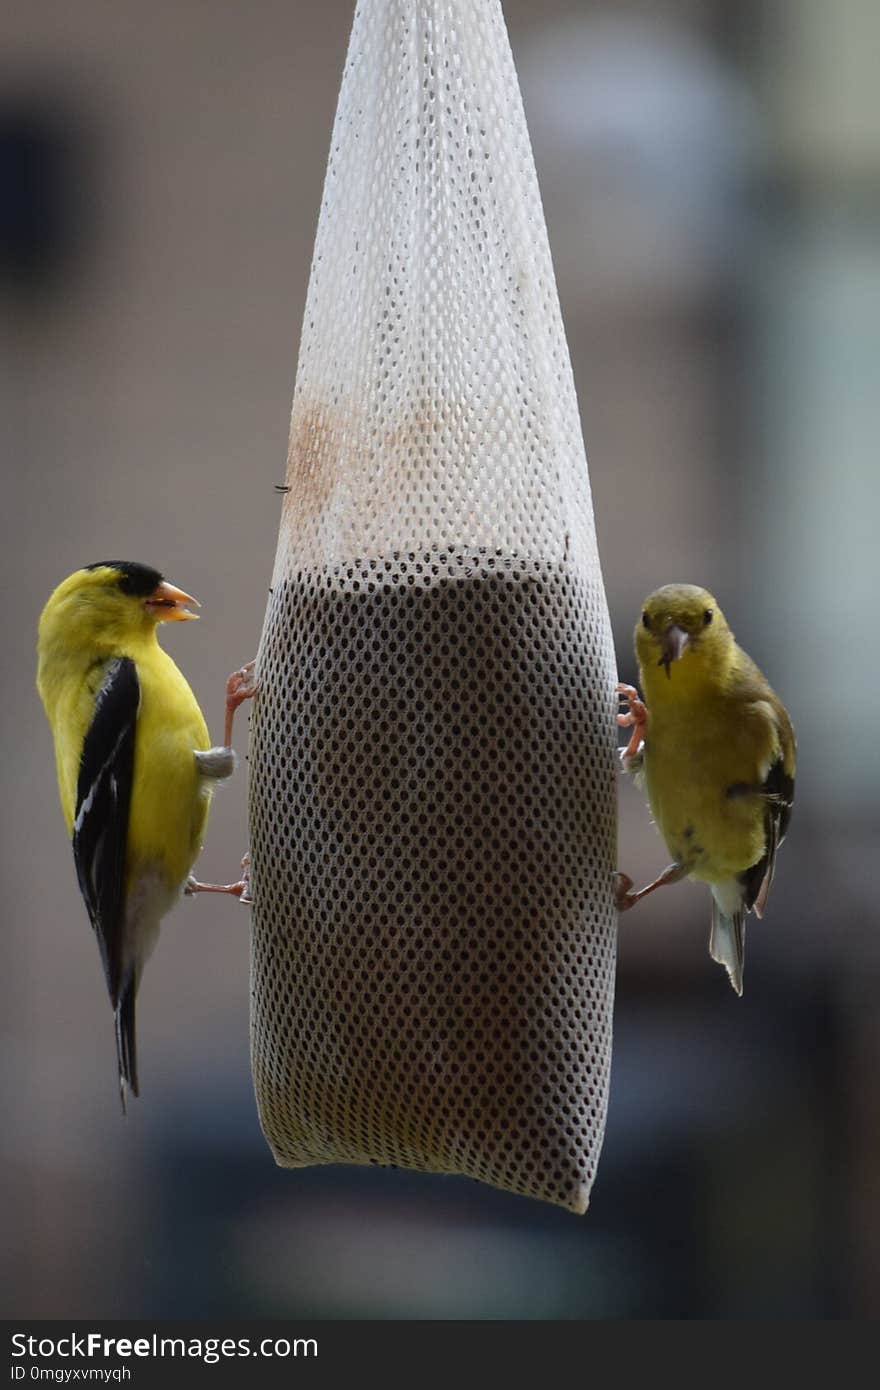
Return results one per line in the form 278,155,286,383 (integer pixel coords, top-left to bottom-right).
37,562,257,1105
615,583,795,994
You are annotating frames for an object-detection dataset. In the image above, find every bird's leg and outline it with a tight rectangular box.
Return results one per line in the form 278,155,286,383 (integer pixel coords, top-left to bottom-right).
186,853,252,902
194,661,260,783
616,682,648,761
188,664,259,903
225,660,259,749
614,862,687,912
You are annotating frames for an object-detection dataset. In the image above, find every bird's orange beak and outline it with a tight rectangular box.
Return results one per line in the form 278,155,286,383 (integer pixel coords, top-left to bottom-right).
145,580,200,621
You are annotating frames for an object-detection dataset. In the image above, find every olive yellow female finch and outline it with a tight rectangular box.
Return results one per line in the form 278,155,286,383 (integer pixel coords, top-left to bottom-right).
37,561,257,1105
616,583,796,994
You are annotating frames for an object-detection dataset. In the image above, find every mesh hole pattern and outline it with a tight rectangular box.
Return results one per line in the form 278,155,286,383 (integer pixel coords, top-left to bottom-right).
250,552,616,1212
248,0,618,1214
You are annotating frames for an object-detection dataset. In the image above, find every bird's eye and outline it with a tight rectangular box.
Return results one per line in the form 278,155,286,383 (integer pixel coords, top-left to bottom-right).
703,609,713,625
642,611,651,631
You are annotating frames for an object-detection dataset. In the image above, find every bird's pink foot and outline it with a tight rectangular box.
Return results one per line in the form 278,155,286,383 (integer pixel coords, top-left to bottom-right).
185,876,244,898
616,682,647,760
238,851,252,905
224,660,260,747
614,861,687,913
185,853,252,905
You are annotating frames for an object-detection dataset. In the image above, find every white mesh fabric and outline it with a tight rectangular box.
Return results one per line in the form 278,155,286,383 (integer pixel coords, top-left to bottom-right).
248,0,618,1213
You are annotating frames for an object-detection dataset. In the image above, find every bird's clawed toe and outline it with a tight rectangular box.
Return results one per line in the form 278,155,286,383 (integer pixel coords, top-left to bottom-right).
226,660,260,708
223,661,260,747
616,682,647,728
616,683,647,760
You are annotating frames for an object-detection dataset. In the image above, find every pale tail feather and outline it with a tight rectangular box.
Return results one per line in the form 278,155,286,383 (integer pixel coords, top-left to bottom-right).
709,899,745,996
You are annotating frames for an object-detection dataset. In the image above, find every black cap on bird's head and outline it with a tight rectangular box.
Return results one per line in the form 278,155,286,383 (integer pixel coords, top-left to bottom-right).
635,583,729,680
38,561,201,654
86,560,164,596
83,561,200,621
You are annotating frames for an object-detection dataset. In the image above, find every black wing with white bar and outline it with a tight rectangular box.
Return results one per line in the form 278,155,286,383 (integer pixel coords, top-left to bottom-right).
72,656,139,1007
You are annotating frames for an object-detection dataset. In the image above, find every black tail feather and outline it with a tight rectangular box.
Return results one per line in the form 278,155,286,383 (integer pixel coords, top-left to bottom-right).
114,977,139,1109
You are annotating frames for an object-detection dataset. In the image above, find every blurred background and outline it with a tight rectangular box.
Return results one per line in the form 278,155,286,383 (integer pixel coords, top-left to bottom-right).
3,0,878,1320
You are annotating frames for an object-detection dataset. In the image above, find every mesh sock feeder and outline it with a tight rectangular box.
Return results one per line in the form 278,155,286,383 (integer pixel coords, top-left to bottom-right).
248,0,618,1214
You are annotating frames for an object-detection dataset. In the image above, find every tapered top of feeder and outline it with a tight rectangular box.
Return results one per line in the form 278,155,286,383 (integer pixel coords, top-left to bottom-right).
278,0,600,578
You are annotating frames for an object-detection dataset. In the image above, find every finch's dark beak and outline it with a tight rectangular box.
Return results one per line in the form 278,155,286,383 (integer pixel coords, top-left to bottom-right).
659,624,689,677
145,580,200,621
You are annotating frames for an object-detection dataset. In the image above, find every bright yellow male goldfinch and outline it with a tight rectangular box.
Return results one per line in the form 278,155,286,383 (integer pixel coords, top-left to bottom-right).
37,562,256,1104
616,583,796,994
